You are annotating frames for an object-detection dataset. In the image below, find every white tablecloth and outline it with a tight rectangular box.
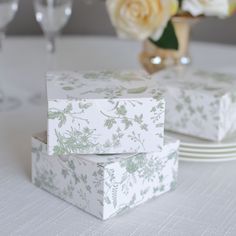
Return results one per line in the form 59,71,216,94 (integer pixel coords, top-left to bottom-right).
1,36,236,236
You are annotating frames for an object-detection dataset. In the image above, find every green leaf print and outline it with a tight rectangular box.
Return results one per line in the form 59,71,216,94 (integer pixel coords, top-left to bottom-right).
48,104,73,127
63,86,74,91
112,185,118,208
104,197,111,205
121,118,133,130
116,105,127,116
64,104,73,113
104,118,116,129
121,154,145,174
134,114,143,124
127,86,147,94
53,128,99,155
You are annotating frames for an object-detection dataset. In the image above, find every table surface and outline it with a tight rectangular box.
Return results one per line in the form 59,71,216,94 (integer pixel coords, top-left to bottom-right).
1,36,236,236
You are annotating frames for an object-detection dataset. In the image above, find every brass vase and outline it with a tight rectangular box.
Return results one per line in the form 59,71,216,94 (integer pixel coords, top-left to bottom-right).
139,16,199,74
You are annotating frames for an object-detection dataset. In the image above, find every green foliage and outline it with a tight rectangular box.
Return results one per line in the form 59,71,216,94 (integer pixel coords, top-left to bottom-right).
127,86,147,94
33,137,178,218
63,86,74,90
178,0,183,8
116,105,127,116
48,104,73,128
121,118,133,130
150,20,179,50
104,118,117,129
53,128,98,155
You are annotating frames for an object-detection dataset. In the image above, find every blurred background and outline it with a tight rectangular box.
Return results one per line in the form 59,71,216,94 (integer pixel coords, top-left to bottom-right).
6,0,236,45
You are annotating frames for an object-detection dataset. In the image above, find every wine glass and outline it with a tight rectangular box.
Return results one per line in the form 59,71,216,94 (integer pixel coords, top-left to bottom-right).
29,0,73,106
33,0,73,53
0,0,20,112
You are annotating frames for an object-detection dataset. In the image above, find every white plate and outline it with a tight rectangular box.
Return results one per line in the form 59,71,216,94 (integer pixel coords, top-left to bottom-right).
180,151,236,158
180,146,236,154
166,131,236,149
180,156,236,163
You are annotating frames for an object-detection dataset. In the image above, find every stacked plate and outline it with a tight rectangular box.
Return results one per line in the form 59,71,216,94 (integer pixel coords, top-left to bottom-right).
166,131,236,162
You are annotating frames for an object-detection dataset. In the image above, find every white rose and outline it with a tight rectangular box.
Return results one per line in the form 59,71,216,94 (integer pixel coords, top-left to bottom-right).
106,0,178,41
182,0,230,17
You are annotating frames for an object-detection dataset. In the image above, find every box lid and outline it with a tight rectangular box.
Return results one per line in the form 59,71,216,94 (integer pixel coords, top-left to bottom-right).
47,70,160,100
33,132,179,165
152,68,236,97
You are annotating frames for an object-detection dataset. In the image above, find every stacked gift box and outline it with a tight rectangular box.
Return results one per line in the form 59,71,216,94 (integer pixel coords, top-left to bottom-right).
153,67,236,141
31,70,180,220
32,68,236,219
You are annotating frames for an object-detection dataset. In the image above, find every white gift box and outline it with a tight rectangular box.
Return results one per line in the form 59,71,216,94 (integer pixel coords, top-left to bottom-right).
153,68,236,141
47,70,165,155
32,132,179,220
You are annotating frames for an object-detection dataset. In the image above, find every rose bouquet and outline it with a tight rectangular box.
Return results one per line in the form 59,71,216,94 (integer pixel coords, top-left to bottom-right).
106,0,236,50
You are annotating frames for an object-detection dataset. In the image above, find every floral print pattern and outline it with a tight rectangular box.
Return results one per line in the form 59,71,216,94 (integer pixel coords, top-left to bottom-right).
47,71,165,155
153,68,236,141
32,133,179,220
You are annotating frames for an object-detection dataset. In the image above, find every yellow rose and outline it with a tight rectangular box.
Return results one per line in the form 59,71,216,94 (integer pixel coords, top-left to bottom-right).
106,0,178,41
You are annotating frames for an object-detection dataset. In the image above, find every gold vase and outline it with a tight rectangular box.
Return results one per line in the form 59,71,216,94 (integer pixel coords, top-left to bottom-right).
139,16,199,74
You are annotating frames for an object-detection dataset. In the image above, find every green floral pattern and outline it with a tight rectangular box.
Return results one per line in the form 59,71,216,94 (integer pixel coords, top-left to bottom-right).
32,134,179,220
154,68,236,141
47,71,165,155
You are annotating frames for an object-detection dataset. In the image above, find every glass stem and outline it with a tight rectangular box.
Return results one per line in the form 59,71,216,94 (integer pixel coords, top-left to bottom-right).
46,34,56,54
0,89,4,103
0,30,5,52
0,31,5,103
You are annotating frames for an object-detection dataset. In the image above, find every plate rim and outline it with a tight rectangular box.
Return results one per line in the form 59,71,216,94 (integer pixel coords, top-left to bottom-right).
166,131,236,148
181,142,236,148
180,151,236,158
180,146,236,154
180,156,236,163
